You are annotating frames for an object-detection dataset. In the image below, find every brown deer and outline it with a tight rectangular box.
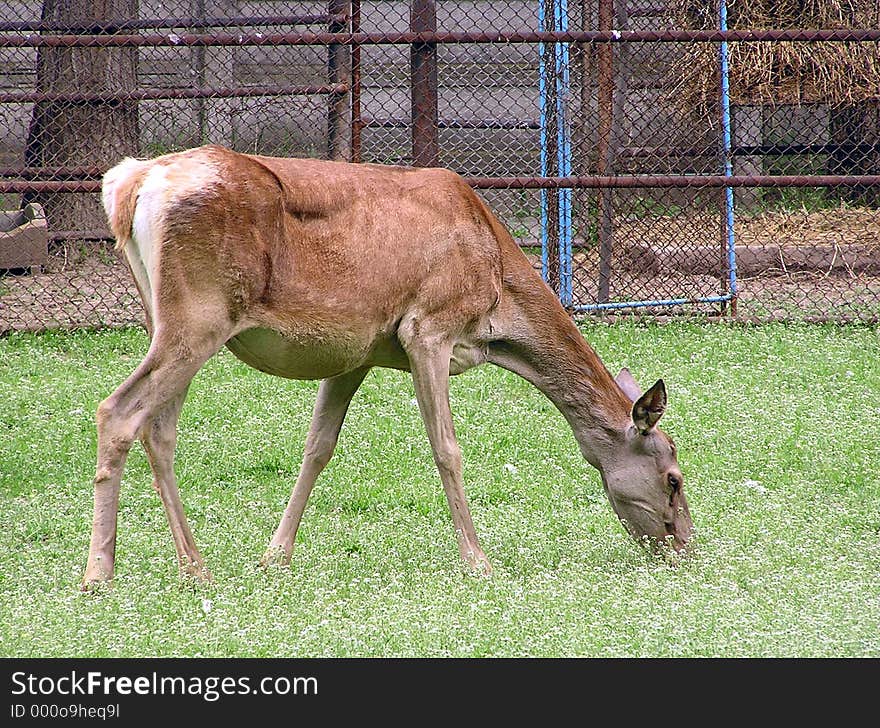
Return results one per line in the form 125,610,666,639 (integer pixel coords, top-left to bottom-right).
84,144,692,587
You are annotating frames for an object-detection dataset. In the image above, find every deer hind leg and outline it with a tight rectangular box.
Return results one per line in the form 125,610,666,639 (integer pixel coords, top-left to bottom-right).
82,326,226,589
402,333,492,575
141,388,211,583
261,366,370,567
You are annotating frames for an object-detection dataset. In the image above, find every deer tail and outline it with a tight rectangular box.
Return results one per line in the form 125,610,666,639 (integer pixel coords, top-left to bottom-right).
101,157,152,252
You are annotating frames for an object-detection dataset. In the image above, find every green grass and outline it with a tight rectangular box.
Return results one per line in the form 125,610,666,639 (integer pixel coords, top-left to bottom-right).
1,323,879,657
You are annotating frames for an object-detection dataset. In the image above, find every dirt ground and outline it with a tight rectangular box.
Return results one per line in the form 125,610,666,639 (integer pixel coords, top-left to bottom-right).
1,250,143,333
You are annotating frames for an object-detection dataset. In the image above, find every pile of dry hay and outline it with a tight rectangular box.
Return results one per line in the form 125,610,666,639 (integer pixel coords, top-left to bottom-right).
668,0,880,110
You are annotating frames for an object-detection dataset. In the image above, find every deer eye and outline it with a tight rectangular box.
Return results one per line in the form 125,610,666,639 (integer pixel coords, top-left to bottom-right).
668,474,681,491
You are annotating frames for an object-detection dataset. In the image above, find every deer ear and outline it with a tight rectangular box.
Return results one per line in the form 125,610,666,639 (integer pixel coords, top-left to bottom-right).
632,379,666,434
615,367,642,403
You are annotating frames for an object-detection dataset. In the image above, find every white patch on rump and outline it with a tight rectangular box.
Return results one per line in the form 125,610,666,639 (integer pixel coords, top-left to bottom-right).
127,163,169,321
126,153,222,323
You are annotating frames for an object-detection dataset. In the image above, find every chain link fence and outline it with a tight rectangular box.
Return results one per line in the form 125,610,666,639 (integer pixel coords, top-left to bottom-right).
1,1,878,333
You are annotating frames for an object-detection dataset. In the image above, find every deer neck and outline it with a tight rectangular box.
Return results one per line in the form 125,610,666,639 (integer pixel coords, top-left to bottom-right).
486,270,632,469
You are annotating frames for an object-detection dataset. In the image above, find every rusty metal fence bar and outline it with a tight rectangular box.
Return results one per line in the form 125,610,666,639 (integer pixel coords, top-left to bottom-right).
6,29,880,46
465,176,880,188
0,85,348,103
0,16,348,32
1,2,878,331
6,174,879,195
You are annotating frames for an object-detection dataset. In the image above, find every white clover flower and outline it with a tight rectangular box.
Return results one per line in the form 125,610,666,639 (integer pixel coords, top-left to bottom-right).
742,479,767,494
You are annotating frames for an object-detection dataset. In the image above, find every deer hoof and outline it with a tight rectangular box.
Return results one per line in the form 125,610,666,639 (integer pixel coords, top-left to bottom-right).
259,545,290,569
80,577,113,594
462,550,493,577
81,556,114,591
179,560,212,586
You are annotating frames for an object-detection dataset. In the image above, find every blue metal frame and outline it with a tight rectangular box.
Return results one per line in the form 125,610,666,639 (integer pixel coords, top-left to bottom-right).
540,0,738,314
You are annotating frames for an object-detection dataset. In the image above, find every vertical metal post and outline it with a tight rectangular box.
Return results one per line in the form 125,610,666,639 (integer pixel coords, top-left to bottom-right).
539,0,571,304
596,0,614,304
192,0,207,142
555,0,573,308
350,0,362,162
574,0,592,282
328,0,352,160
539,0,560,293
411,0,439,167
719,0,738,315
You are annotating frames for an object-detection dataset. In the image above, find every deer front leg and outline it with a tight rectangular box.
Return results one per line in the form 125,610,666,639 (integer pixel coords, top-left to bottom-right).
405,339,492,575
261,366,370,567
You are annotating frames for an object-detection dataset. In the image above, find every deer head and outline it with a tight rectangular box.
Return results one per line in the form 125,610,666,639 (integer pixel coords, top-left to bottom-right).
602,368,693,555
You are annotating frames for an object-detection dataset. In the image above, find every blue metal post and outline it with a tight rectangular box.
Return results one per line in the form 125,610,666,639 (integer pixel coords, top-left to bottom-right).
538,0,572,305
719,0,738,309
555,0,573,307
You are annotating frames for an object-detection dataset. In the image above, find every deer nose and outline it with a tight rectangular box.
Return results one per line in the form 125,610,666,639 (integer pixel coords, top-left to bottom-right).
662,512,689,546
667,498,693,551
671,518,693,552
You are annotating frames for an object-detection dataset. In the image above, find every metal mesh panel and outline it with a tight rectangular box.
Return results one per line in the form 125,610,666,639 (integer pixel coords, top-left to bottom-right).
1,1,878,333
